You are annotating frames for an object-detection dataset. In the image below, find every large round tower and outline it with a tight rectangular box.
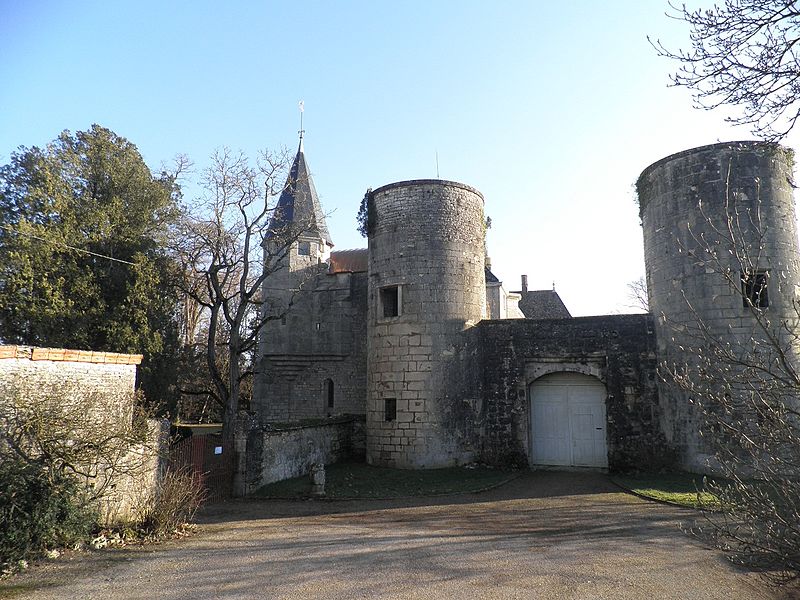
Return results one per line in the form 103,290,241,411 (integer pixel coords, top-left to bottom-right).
366,179,485,468
638,141,800,470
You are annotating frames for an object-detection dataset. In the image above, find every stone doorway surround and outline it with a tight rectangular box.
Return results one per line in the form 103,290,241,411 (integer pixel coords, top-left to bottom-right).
523,354,607,468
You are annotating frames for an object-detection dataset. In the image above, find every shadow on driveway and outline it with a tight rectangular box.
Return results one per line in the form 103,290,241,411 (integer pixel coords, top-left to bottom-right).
198,470,630,524
9,470,783,599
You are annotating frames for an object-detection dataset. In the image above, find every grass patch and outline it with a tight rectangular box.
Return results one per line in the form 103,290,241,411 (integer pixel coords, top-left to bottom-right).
254,461,517,499
613,472,721,509
0,582,42,599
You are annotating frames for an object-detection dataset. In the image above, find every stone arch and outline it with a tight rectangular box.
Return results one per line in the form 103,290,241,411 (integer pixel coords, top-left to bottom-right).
525,355,606,388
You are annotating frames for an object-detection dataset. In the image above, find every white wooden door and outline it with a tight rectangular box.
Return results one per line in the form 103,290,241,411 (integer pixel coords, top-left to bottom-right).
531,387,570,465
530,372,608,468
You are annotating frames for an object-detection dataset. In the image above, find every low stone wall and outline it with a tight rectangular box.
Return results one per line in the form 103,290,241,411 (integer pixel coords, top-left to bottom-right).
243,416,366,494
0,345,167,524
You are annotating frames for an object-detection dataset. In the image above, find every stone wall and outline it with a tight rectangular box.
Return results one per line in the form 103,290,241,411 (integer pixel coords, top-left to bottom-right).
0,345,142,394
367,180,486,468
467,315,669,471
638,141,800,470
96,418,170,524
0,345,167,524
256,270,368,422
242,416,366,494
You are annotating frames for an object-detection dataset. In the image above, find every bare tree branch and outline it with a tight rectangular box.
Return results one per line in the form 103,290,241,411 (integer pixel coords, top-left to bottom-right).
173,148,319,449
658,158,800,581
651,1,800,140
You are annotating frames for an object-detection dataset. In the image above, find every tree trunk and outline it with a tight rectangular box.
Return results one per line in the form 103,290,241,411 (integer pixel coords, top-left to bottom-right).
222,328,241,453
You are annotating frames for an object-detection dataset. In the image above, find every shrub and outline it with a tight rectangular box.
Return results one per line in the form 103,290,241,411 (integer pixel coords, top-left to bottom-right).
0,459,95,568
136,468,206,536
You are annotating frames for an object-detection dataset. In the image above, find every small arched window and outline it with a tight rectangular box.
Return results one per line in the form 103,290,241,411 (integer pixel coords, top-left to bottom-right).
323,379,334,414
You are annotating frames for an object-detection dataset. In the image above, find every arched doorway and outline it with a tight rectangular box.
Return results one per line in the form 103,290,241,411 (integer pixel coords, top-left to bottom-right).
529,372,608,468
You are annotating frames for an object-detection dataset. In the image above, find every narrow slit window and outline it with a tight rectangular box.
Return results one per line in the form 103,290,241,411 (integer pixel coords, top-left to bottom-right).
324,379,334,411
741,270,769,308
380,285,400,318
384,398,397,422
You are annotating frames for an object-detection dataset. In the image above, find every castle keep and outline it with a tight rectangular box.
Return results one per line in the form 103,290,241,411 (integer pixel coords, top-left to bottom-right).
253,139,800,474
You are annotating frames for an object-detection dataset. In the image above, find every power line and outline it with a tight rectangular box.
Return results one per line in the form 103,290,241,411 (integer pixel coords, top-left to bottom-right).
0,224,136,265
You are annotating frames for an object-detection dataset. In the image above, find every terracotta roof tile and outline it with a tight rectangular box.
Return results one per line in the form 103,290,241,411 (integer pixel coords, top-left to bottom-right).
329,248,368,273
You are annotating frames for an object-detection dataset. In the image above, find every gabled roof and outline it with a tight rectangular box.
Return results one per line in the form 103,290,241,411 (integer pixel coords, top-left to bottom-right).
485,267,501,284
266,140,333,246
513,289,572,320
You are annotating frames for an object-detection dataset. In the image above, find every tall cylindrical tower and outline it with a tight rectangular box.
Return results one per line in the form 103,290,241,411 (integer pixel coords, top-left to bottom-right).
638,141,800,470
366,179,485,468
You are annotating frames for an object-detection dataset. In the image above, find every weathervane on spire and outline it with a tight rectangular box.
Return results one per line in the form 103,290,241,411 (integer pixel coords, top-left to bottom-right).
298,100,305,149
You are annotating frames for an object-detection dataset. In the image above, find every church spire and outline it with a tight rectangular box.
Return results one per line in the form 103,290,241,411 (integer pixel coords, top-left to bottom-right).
265,118,332,247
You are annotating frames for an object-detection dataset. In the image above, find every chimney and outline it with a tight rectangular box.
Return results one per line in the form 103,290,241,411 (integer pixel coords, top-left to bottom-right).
521,274,528,293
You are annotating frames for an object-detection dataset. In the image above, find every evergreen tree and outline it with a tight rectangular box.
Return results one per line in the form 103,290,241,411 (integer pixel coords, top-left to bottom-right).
0,125,182,413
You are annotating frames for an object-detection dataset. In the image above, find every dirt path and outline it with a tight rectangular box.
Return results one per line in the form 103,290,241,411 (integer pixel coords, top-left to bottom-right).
4,472,783,599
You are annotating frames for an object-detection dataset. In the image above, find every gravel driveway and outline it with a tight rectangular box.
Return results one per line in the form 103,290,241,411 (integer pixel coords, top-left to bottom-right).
8,471,784,599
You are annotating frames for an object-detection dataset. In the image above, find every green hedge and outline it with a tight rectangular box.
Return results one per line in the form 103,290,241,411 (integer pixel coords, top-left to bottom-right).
0,459,95,567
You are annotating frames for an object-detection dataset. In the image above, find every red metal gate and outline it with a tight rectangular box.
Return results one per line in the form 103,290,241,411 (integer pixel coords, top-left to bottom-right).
169,434,233,501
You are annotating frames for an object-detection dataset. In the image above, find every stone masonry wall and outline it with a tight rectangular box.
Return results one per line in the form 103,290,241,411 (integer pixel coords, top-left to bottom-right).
638,141,800,470
243,416,366,493
469,315,669,471
96,418,169,524
0,345,142,392
0,345,167,524
367,180,485,468
256,270,368,422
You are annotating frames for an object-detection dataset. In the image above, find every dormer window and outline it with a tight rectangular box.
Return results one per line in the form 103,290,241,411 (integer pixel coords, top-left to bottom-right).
298,241,311,256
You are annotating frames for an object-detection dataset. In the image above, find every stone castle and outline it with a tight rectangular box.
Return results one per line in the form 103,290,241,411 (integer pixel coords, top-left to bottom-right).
252,138,799,473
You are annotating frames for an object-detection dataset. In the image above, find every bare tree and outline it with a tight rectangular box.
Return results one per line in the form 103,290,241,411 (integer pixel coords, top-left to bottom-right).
175,148,313,452
651,1,800,140
658,176,800,582
0,382,151,504
625,276,650,312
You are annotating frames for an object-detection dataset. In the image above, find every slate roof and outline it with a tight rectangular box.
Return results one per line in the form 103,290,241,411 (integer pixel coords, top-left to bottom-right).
485,267,500,284
266,140,333,245
513,289,572,319
329,248,368,273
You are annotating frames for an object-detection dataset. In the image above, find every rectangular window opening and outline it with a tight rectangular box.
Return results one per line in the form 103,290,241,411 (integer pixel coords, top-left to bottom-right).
380,285,400,318
298,241,311,256
741,269,769,308
384,398,397,422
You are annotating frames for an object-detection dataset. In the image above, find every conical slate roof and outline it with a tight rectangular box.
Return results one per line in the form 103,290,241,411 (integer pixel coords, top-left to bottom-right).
267,139,332,246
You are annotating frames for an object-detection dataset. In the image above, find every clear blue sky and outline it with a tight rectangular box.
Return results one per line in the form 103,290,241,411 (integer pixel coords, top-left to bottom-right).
2,1,795,316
